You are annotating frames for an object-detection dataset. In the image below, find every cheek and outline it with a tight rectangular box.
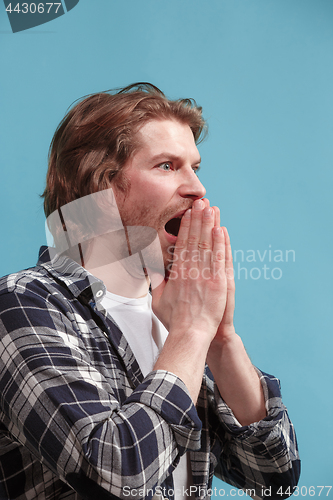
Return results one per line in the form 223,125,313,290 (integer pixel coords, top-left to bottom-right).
134,181,167,207
118,170,174,221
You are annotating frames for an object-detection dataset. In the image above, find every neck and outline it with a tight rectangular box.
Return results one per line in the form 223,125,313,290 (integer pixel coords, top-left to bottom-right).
83,235,150,299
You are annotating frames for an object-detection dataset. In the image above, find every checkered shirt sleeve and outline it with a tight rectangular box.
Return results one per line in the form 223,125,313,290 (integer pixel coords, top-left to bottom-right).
204,366,300,499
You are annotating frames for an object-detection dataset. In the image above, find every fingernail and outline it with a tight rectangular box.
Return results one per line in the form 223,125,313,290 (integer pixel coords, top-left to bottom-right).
194,200,203,210
204,207,213,218
184,209,191,218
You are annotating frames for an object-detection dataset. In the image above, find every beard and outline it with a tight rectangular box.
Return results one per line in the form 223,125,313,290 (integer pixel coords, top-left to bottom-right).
118,200,192,270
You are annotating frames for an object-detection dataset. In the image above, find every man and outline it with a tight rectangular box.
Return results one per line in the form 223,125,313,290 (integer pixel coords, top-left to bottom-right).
0,83,300,499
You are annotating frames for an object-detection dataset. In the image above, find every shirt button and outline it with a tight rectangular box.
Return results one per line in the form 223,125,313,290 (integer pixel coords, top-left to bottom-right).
95,289,103,298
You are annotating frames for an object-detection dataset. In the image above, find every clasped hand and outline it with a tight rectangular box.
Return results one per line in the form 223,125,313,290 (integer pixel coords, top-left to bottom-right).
152,198,235,348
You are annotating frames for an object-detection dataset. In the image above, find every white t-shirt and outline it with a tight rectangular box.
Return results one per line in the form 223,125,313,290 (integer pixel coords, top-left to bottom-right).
101,291,194,500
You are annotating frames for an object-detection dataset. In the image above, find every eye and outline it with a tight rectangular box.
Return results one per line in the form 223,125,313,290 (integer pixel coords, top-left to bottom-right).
192,165,201,175
158,162,172,172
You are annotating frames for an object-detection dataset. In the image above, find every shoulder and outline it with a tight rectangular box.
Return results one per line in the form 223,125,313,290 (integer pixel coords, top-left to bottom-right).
0,263,81,333
0,265,53,297
0,263,66,313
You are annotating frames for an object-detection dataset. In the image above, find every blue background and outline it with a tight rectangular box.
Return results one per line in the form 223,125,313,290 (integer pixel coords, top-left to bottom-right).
1,0,332,496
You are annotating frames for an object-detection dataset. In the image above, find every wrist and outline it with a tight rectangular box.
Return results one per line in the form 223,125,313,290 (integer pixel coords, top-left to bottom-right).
169,325,213,354
208,324,237,351
207,327,243,370
169,318,218,345
154,327,210,404
206,331,267,425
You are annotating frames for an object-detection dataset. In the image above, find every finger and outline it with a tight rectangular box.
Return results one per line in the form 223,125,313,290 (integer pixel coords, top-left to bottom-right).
172,208,191,270
185,199,204,271
212,206,220,228
198,207,214,268
201,198,210,209
211,226,225,278
221,227,235,326
223,227,235,286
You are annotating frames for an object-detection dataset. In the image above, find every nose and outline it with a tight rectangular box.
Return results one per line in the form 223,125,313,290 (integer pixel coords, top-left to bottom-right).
178,168,206,200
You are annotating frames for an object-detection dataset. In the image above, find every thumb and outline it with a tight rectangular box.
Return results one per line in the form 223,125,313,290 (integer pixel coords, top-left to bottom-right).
151,278,166,306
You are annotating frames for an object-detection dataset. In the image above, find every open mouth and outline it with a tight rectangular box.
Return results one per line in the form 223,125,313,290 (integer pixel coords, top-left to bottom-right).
165,215,183,237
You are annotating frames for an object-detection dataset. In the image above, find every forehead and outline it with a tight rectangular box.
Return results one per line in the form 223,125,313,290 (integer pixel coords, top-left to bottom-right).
135,119,200,160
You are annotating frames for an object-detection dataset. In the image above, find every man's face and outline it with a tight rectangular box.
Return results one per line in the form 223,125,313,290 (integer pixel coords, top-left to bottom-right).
112,119,206,267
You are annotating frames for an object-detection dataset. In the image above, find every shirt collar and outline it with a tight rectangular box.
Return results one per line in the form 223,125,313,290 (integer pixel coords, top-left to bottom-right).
37,246,106,304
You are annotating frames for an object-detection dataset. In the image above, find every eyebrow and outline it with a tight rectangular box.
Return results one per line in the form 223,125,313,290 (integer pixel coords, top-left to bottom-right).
150,153,201,165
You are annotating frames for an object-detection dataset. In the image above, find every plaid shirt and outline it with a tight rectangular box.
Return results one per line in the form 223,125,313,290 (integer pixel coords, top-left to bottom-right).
0,247,300,500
